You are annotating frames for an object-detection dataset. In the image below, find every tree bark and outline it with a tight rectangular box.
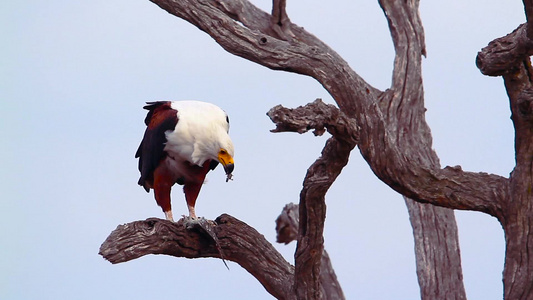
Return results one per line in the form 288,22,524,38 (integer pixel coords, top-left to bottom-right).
268,99,357,299
502,58,533,300
475,1,533,292
276,203,345,300
99,215,296,300
99,212,347,299
405,199,465,299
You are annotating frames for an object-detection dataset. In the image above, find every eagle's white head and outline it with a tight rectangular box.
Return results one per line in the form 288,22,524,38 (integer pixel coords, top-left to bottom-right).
166,101,235,176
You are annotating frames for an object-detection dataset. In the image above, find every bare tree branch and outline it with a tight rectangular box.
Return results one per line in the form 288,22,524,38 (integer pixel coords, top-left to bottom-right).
276,203,345,300
469,2,533,298
99,215,295,300
267,99,357,299
476,24,533,76
149,0,380,110
267,99,359,144
500,54,533,300
405,199,466,299
271,0,294,39
524,0,533,39
293,137,353,299
276,203,299,245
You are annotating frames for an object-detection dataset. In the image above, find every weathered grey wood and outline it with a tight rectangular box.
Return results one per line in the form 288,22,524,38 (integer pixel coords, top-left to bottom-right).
275,203,298,245
268,100,357,299
501,57,533,300
472,3,533,298
276,203,345,300
99,215,296,300
378,2,467,298
476,24,533,76
406,199,466,300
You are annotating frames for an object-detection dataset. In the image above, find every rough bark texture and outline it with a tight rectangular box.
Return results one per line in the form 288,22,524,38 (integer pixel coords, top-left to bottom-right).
475,2,533,295
405,199,465,299
502,58,533,300
275,203,299,245
276,203,345,300
100,215,295,299
99,0,533,299
269,100,357,299
476,24,533,77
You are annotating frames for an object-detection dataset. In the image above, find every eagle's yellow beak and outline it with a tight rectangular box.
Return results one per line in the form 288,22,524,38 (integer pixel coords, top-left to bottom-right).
218,149,234,175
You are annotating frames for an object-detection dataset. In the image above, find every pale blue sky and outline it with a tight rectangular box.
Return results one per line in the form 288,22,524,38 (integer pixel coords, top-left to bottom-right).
1,0,524,299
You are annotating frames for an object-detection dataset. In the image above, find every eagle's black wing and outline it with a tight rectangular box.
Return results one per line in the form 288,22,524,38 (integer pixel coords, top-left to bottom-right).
135,101,178,192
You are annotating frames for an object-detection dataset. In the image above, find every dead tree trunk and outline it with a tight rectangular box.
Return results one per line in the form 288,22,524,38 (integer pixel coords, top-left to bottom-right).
476,17,533,298
100,0,533,299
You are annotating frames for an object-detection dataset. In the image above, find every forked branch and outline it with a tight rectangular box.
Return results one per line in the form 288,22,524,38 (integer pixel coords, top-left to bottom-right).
268,99,357,299
276,203,345,300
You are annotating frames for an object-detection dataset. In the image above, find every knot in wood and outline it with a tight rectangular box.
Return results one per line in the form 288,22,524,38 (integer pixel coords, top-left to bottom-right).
476,24,533,76
444,165,463,173
275,203,299,244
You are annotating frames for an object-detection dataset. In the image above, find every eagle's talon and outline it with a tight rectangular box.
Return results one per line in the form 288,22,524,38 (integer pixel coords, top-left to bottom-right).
182,215,208,229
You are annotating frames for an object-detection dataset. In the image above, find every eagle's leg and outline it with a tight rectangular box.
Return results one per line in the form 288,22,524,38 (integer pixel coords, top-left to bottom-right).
153,164,175,222
164,210,174,222
183,182,202,219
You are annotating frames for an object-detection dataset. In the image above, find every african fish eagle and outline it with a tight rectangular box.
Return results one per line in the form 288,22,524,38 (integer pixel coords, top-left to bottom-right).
135,101,235,221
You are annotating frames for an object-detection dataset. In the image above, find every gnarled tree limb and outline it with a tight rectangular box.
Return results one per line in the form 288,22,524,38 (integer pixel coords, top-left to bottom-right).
405,198,466,299
500,47,533,300
472,2,533,298
99,215,295,300
293,136,354,299
267,99,357,299
271,0,293,39
476,24,533,76
276,203,345,300
267,98,359,143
